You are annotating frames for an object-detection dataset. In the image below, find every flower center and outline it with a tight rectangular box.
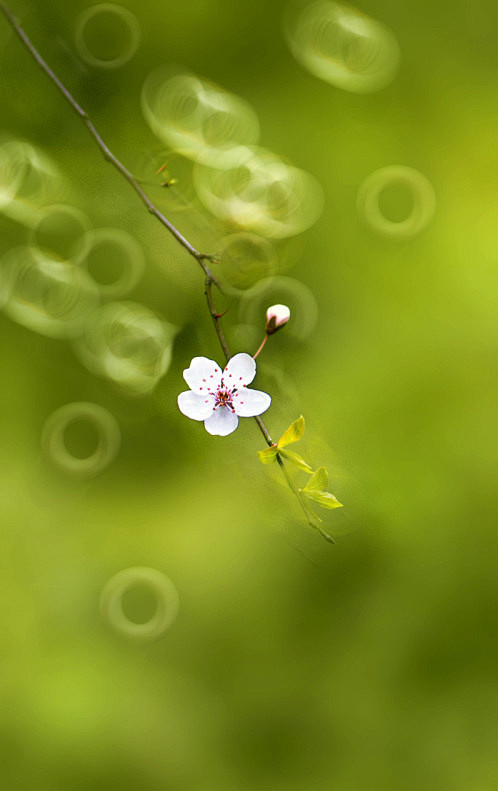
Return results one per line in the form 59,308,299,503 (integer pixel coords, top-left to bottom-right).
215,386,234,409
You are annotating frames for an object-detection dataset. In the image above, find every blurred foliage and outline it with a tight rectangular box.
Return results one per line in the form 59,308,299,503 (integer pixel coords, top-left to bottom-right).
0,0,497,789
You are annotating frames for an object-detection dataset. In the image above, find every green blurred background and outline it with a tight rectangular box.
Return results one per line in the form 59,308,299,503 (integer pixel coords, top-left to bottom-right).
1,0,497,789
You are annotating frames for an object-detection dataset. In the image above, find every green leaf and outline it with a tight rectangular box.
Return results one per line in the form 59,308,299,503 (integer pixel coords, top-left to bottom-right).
302,466,328,492
277,415,305,448
257,446,278,465
301,467,343,509
279,448,313,473
301,489,343,509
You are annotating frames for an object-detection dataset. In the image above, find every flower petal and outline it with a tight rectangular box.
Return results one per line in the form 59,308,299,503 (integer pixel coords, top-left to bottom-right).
232,387,271,417
178,390,215,420
223,352,256,387
204,406,239,436
183,356,222,394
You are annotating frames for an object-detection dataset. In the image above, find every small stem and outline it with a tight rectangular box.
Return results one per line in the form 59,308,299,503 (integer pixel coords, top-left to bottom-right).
253,334,268,360
254,415,273,446
276,455,335,544
204,278,231,363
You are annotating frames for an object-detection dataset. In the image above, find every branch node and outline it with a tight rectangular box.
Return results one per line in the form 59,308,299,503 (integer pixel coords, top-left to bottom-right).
200,254,222,266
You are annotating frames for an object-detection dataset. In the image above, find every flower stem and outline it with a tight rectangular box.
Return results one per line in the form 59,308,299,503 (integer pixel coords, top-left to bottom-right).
252,334,268,360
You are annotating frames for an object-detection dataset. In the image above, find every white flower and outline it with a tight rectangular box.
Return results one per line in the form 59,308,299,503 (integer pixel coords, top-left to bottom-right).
266,304,290,334
177,352,271,436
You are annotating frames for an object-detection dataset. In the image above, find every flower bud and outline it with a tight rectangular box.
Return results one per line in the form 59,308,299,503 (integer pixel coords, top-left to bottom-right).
265,304,290,335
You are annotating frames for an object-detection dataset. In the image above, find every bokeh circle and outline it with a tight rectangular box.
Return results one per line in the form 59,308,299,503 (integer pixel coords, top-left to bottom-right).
41,401,121,479
100,567,179,641
357,165,436,239
0,246,100,339
75,3,141,69
79,227,145,299
284,0,400,94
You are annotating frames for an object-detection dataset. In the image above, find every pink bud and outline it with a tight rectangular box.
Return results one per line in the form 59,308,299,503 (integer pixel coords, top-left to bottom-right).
266,304,290,334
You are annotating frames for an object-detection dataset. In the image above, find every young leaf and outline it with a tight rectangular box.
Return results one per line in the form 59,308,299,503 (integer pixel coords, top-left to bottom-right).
279,448,313,473
277,415,305,448
301,467,343,509
301,489,343,509
257,446,278,465
302,466,328,492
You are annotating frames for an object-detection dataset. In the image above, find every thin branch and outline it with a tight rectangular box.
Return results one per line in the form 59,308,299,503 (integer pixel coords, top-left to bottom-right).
276,456,335,544
0,2,218,284
1,3,333,541
0,0,275,446
254,415,273,446
204,278,231,362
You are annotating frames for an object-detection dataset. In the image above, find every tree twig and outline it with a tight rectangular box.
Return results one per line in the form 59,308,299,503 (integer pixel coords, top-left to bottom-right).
1,1,276,444
0,1,218,283
204,278,232,363
0,2,333,541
